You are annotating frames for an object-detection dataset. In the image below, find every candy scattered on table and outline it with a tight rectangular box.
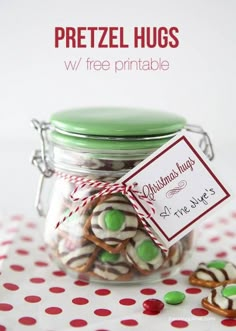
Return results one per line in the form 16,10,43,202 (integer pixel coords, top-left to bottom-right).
164,291,186,305
1,211,236,330
189,260,236,288
142,298,164,313
202,282,236,317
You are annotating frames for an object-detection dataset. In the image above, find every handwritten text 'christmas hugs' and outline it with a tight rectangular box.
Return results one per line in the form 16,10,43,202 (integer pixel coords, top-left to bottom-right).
119,135,231,248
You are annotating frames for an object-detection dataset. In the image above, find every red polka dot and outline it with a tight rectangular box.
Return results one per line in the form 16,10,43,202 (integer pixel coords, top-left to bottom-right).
185,287,202,294
72,297,89,305
225,231,235,237
119,298,136,306
196,246,207,251
171,320,189,328
39,245,46,251
191,308,208,316
49,287,65,293
7,227,18,233
74,280,89,286
204,223,214,228
1,240,13,245
0,325,6,331
216,251,227,258
18,317,37,325
21,236,33,241
16,249,29,255
35,261,48,267
232,246,236,250
26,222,36,228
219,218,229,224
30,277,45,283
24,296,41,303
0,255,7,260
161,271,171,278
0,303,13,311
181,270,193,276
95,289,111,296
10,264,24,271
209,236,220,242
3,283,19,291
94,309,111,316
162,278,177,285
70,319,88,327
121,319,138,326
53,270,66,277
140,288,156,295
45,307,62,315
221,319,236,327
11,214,23,221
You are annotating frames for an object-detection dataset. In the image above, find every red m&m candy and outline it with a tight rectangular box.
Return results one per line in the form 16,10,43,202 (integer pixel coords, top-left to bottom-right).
143,299,164,313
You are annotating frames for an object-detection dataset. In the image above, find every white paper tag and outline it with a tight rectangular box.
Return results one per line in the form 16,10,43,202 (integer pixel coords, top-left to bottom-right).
119,133,231,248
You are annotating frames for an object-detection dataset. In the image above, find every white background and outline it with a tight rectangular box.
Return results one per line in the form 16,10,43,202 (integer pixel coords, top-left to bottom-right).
0,0,235,216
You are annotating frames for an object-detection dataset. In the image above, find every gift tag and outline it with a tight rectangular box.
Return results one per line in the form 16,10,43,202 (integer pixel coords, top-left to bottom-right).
119,133,231,248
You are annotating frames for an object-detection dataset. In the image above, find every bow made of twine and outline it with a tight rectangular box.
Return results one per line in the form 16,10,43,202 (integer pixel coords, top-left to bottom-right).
55,171,168,253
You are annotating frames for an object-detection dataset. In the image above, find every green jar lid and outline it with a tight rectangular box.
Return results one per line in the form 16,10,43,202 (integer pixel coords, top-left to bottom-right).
50,107,186,150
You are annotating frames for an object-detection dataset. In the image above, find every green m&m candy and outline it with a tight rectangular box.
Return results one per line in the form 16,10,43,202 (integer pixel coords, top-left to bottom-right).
104,209,125,231
137,239,159,262
222,285,236,298
207,260,227,269
164,291,186,305
99,251,120,263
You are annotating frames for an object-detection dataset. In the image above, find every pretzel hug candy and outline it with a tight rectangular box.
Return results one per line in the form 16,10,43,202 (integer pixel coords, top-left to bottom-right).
161,241,184,268
57,237,99,272
189,260,236,288
90,250,133,281
48,192,188,281
202,282,236,317
126,230,166,275
84,195,139,253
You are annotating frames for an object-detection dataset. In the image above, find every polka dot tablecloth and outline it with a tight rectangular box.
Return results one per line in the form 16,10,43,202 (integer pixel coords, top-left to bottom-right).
0,212,236,331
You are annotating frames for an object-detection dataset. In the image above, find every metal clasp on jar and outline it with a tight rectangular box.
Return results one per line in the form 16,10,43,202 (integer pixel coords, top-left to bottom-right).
186,124,214,161
31,119,54,216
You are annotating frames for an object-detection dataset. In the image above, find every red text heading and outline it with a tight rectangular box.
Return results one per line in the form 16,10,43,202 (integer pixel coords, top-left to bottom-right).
55,26,179,48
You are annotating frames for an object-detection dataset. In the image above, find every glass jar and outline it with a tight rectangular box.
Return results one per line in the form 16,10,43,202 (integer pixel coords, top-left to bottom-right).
32,107,214,283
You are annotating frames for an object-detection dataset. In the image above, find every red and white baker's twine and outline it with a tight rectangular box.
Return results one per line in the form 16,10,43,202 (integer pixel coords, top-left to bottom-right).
55,171,168,253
